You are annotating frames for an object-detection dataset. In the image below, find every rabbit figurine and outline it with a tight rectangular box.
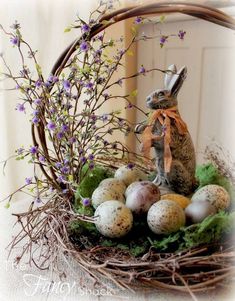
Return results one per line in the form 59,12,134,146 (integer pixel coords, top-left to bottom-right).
135,64,196,195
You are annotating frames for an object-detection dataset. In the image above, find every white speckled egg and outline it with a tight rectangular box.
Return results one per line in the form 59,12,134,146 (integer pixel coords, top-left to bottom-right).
99,178,126,194
191,184,230,211
147,200,185,235
125,181,160,214
91,186,125,209
94,200,133,238
114,165,147,186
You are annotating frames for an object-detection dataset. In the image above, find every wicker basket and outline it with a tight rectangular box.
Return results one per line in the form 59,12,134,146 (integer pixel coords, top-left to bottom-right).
10,2,235,299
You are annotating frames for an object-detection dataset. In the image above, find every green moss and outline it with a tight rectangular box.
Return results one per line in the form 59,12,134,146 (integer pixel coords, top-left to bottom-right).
75,164,114,200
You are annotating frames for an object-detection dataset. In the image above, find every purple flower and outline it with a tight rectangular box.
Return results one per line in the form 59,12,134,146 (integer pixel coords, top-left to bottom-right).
80,41,89,52
16,103,25,113
29,146,38,155
81,24,90,33
57,175,66,184
57,132,64,140
135,17,142,24
34,197,42,206
82,198,91,206
89,162,95,170
63,80,71,91
25,177,32,185
47,121,56,131
80,156,87,164
35,80,43,88
126,103,133,109
101,114,108,122
127,163,135,170
160,36,168,47
61,166,69,174
85,82,94,90
61,124,69,132
10,36,19,46
88,154,94,161
32,116,39,125
139,66,146,74
39,155,45,162
55,162,62,169
69,136,76,144
103,140,108,146
17,148,24,155
34,98,41,106
178,30,186,40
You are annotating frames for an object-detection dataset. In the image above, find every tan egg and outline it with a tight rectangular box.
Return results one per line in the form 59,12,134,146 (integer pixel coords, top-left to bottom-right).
99,178,126,194
191,184,230,211
91,186,125,209
114,165,147,186
94,201,133,238
147,200,185,235
161,193,191,209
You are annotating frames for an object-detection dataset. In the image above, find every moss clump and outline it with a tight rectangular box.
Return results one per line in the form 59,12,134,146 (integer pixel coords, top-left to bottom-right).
75,164,114,200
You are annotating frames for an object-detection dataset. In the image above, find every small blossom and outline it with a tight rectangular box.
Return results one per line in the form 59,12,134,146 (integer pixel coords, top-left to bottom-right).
57,175,66,184
160,36,168,47
88,154,94,161
103,140,108,146
16,103,25,113
61,124,69,132
81,24,90,33
55,162,62,169
80,156,87,164
17,148,24,155
139,65,146,74
25,177,32,185
34,197,42,206
135,16,142,24
178,30,186,40
101,114,108,122
10,21,21,30
39,155,46,162
69,136,76,144
29,146,38,155
85,82,94,90
62,189,69,194
61,166,69,174
82,198,91,206
32,116,39,125
57,132,64,140
127,163,135,170
10,36,19,46
89,162,95,170
34,98,41,106
35,80,43,88
80,41,89,52
63,80,71,91
126,103,133,109
47,121,56,131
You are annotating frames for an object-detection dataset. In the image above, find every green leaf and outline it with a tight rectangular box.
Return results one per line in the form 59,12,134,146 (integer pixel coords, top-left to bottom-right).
159,15,166,23
130,89,138,97
5,202,10,209
64,27,71,33
35,64,42,76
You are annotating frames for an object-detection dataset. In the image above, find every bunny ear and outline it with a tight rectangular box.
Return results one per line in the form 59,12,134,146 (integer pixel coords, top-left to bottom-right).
168,66,187,97
164,64,177,89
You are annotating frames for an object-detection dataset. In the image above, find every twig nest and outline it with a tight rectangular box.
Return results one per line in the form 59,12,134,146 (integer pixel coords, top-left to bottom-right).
99,178,126,194
191,184,230,211
185,201,217,224
125,181,160,215
147,200,186,234
94,200,133,238
91,186,125,209
161,193,191,209
114,165,147,186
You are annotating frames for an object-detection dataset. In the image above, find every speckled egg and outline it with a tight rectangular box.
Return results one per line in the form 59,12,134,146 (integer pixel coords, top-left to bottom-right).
114,165,148,186
125,181,160,214
94,200,133,238
161,194,191,209
147,200,186,235
91,186,125,209
191,184,230,211
99,178,126,194
185,201,217,224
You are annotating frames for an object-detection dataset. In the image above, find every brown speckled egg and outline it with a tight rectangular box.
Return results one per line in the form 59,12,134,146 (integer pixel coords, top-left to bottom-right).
147,200,185,235
161,194,191,209
99,178,126,194
125,181,160,215
94,201,133,238
185,201,217,224
191,184,230,211
92,186,125,209
114,165,147,186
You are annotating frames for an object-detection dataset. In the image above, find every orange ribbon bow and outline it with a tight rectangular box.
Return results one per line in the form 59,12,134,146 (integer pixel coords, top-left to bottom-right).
142,106,188,173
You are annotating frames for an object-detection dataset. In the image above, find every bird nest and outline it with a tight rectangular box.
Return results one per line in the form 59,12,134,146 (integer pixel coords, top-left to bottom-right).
2,1,235,300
